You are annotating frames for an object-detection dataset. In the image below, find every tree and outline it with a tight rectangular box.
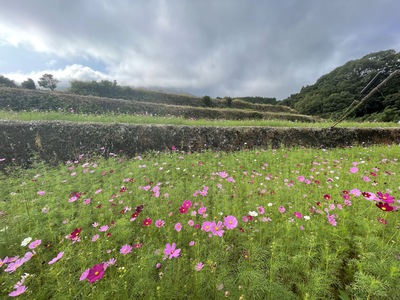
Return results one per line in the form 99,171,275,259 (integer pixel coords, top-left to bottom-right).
38,74,60,91
0,75,17,88
21,78,36,90
202,95,211,107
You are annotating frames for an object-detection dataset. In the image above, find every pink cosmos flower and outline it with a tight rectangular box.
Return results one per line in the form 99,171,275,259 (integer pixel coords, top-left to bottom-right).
218,171,228,178
80,269,90,281
210,221,224,237
257,206,265,214
92,234,100,242
28,239,41,249
120,244,133,255
278,206,286,213
327,214,337,226
198,206,207,215
201,221,212,232
349,167,358,173
189,241,195,246
242,215,249,222
4,259,24,273
37,190,46,196
86,264,105,284
0,256,9,267
106,258,117,267
164,243,181,259
224,215,238,230
24,251,35,261
174,222,182,232
188,220,195,226
349,189,361,197
9,286,27,297
69,196,79,202
155,219,165,228
48,251,64,265
195,262,204,271
99,225,109,232
362,191,377,201
297,176,305,182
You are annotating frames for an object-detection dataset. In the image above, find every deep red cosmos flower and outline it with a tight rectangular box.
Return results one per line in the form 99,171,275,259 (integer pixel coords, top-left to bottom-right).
179,206,188,214
142,218,152,226
69,228,82,240
376,202,395,212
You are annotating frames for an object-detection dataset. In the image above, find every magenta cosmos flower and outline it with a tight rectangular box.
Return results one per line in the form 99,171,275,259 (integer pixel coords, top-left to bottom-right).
377,191,395,204
294,212,302,219
182,200,192,208
224,215,238,230
164,243,181,259
86,263,105,283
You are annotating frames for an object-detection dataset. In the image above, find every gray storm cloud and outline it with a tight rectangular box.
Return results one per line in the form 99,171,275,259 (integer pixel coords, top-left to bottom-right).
0,0,399,99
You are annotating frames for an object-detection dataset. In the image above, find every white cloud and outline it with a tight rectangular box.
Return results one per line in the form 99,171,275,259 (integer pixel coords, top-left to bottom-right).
5,64,110,88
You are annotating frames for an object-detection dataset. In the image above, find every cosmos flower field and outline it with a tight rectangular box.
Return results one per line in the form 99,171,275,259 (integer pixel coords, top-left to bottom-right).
0,145,399,299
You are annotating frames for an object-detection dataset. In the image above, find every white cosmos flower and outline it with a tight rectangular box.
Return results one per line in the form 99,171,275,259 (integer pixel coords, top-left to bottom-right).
21,237,32,247
248,211,258,217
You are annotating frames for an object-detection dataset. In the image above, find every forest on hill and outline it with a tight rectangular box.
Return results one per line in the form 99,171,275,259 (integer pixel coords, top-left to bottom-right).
281,49,400,122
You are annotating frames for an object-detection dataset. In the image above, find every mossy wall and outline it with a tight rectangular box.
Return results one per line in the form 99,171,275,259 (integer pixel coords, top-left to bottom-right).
1,120,399,168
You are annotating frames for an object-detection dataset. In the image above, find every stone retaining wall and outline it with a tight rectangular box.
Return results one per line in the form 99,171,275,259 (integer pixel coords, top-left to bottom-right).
1,120,399,168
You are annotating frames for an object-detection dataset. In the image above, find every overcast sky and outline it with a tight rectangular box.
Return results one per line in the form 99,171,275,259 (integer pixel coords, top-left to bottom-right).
1,0,399,100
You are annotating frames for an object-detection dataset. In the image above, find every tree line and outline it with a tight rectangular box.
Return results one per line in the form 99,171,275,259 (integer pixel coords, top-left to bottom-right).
0,74,60,91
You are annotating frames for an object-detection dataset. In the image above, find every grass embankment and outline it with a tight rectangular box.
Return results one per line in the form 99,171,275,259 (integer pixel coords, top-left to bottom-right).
1,146,399,299
1,110,399,128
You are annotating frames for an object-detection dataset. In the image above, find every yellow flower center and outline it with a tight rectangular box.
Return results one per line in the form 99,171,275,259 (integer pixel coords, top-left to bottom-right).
95,271,99,276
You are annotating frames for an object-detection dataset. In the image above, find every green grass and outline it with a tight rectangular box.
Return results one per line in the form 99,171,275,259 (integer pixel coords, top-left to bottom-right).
1,110,399,128
1,145,400,299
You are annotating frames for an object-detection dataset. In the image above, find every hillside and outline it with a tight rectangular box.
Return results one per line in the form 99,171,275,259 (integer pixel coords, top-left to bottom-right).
281,49,400,121
0,87,315,122
68,80,294,113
